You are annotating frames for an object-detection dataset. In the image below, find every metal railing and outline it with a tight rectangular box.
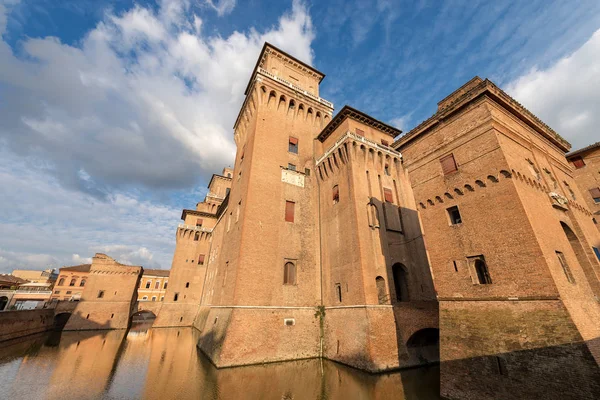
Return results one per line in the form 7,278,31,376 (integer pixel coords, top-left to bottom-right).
316,131,402,166
257,68,334,109
178,223,213,233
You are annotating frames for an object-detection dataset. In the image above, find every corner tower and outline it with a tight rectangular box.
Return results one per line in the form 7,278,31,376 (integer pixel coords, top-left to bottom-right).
196,43,334,366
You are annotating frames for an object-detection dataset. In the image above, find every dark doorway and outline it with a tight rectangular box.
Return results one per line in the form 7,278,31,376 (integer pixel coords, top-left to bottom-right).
392,263,409,302
406,328,440,364
53,313,72,331
0,296,8,311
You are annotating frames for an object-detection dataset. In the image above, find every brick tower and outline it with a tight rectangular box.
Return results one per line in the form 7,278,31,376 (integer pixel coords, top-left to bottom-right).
195,43,334,366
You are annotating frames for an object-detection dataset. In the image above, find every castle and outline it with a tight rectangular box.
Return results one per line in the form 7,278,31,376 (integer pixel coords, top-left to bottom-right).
64,43,600,399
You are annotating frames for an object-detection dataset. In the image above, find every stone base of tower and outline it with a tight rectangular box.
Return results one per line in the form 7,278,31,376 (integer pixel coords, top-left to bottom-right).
439,300,600,400
194,306,321,368
323,302,439,372
153,302,198,327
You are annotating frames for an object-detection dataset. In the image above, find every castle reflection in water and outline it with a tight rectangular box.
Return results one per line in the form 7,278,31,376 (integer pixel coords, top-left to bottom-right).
0,324,440,400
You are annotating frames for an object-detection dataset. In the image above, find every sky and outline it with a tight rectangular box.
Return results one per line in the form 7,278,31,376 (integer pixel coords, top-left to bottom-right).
0,0,599,272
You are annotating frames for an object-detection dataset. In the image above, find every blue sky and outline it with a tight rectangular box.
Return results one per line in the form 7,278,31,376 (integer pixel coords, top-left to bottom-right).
1,0,599,272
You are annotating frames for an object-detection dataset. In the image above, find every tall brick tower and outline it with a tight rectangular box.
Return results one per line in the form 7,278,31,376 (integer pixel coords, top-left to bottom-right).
196,43,334,366
154,168,232,327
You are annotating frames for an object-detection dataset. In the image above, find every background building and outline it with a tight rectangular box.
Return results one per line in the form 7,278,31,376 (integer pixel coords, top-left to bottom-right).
567,142,600,232
11,268,57,284
51,264,91,302
138,269,169,302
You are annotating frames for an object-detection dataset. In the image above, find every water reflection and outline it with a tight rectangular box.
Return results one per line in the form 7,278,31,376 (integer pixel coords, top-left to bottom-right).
0,325,440,400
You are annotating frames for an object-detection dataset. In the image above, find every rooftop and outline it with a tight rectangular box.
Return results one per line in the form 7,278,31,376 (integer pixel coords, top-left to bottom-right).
394,77,571,153
244,42,325,96
60,264,91,273
317,105,402,143
566,142,600,159
0,274,27,285
142,269,170,277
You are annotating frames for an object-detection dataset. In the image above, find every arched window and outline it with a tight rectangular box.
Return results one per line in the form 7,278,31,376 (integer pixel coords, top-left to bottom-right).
376,276,387,304
332,185,339,204
392,263,409,302
284,262,296,285
58,278,65,286
368,203,380,228
79,279,86,287
145,281,151,289
154,281,160,289
69,278,76,287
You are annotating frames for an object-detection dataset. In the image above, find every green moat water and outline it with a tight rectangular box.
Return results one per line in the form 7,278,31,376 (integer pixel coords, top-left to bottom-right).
0,324,440,400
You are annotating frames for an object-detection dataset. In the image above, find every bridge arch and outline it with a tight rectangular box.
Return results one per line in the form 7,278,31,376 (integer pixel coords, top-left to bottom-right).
406,328,440,364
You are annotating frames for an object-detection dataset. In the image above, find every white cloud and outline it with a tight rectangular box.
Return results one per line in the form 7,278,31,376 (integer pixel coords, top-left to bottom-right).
506,29,600,150
205,0,236,16
0,0,316,273
0,148,179,273
390,113,412,132
0,0,314,196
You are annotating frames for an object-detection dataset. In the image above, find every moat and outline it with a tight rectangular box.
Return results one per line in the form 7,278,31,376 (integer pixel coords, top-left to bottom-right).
0,323,440,400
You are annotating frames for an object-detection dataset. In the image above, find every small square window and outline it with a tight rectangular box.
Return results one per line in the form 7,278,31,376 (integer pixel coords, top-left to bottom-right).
571,156,585,169
285,201,295,222
288,163,296,171
447,206,462,225
97,290,105,299
440,154,458,175
289,137,298,154
198,255,205,265
383,188,393,203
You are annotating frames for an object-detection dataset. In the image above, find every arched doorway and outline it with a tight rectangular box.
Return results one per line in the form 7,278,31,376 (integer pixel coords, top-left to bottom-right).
0,296,8,311
406,328,440,364
392,263,409,302
53,313,72,331
560,222,597,287
132,310,156,322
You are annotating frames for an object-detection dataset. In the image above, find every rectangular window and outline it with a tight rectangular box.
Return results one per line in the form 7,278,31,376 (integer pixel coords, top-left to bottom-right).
356,129,364,136
97,290,104,299
332,185,339,204
381,139,389,146
66,291,71,294
288,163,296,171
174,292,179,302
196,218,203,227
304,168,310,176
194,232,199,241
145,281,151,289
384,164,390,176
335,283,342,302
383,188,393,203
447,206,462,225
54,291,60,294
556,251,575,283
289,137,298,154
155,282,160,289
571,156,585,169
440,153,458,175
589,187,600,203
285,201,295,222
198,255,205,265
